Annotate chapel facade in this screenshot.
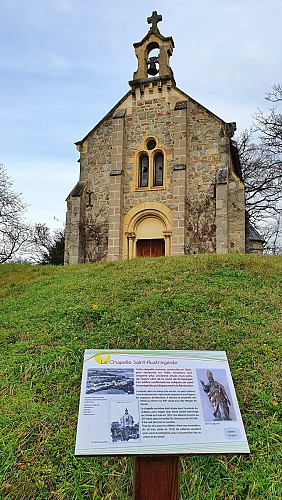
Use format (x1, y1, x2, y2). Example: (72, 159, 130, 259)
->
(64, 12, 247, 264)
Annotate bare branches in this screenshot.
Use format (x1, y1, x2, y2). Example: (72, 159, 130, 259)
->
(0, 165, 65, 264)
(253, 84, 282, 155)
(237, 85, 282, 252)
(28, 224, 65, 264)
(237, 129, 282, 221)
(265, 84, 282, 103)
(237, 85, 282, 221)
(0, 164, 31, 263)
(261, 213, 282, 255)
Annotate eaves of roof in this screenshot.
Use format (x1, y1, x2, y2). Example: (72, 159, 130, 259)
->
(174, 86, 229, 125)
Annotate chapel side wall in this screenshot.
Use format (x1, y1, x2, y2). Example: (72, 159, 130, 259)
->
(108, 112, 126, 261)
(227, 172, 245, 253)
(171, 102, 187, 255)
(64, 192, 86, 264)
(78, 117, 114, 262)
(184, 100, 230, 253)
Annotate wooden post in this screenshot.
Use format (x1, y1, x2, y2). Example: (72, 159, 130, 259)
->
(133, 456, 179, 500)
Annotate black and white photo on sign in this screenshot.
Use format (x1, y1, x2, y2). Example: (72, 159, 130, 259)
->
(86, 368, 134, 395)
(110, 400, 140, 443)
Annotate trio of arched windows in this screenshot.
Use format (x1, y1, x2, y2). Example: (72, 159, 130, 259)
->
(137, 138, 164, 189)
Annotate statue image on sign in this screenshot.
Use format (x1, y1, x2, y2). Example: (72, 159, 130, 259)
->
(200, 370, 232, 421)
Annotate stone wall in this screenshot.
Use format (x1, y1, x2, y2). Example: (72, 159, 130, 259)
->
(65, 86, 246, 262)
(123, 95, 174, 213)
(227, 173, 245, 253)
(79, 117, 112, 222)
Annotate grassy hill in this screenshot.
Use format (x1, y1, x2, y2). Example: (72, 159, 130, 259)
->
(0, 255, 281, 500)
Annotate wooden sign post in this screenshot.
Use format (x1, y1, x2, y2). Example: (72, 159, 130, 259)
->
(133, 456, 179, 500)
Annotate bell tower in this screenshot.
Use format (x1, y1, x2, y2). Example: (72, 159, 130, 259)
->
(129, 11, 175, 96)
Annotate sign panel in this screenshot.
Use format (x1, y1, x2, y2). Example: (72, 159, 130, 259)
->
(75, 350, 249, 455)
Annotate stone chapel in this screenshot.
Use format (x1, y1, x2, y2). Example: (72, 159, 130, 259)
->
(65, 11, 254, 264)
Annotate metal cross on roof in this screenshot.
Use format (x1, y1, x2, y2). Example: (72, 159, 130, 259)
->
(147, 11, 162, 31)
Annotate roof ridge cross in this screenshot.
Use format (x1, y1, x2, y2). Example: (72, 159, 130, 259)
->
(147, 11, 162, 32)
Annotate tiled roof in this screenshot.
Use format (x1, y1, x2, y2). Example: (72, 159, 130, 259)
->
(69, 181, 86, 197)
(248, 223, 265, 242)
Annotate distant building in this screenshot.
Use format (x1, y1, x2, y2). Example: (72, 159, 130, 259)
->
(246, 222, 265, 254)
(65, 11, 261, 263)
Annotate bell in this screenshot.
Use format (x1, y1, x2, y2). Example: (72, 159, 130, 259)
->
(147, 56, 159, 76)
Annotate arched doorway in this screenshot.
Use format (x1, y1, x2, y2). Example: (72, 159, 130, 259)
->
(123, 203, 172, 259)
(135, 216, 165, 257)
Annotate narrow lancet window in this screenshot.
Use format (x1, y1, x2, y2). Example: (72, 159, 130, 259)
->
(139, 155, 149, 187)
(153, 153, 164, 186)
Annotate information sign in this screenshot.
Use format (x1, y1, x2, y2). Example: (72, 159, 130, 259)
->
(75, 350, 249, 455)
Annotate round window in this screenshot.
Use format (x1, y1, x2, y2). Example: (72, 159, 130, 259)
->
(146, 139, 156, 150)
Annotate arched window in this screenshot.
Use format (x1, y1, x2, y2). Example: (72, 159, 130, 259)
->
(86, 191, 94, 207)
(136, 139, 165, 190)
(153, 153, 164, 186)
(139, 154, 149, 187)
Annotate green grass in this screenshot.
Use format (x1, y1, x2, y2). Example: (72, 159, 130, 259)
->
(0, 255, 281, 499)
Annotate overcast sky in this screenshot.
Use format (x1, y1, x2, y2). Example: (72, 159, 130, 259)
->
(1, 0, 281, 230)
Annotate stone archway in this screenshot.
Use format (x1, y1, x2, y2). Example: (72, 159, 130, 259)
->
(123, 202, 172, 259)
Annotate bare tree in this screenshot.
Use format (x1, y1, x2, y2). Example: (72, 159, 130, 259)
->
(236, 85, 282, 252)
(265, 84, 282, 102)
(29, 224, 65, 264)
(255, 84, 282, 155)
(261, 213, 282, 255)
(237, 129, 281, 222)
(0, 164, 31, 263)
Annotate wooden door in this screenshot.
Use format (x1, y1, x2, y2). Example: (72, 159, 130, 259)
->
(136, 239, 165, 257)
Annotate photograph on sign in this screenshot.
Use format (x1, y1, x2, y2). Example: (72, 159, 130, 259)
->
(75, 350, 250, 455)
(86, 368, 134, 395)
(110, 400, 140, 443)
(197, 368, 236, 422)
